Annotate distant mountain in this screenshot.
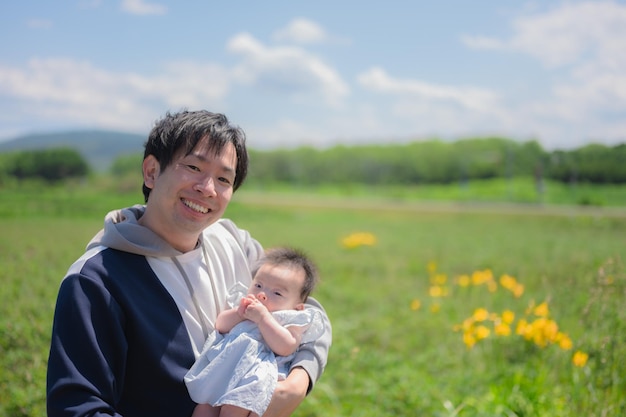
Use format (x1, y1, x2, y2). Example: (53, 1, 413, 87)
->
(0, 130, 145, 172)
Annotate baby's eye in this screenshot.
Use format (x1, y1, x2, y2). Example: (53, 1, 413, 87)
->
(274, 291, 283, 297)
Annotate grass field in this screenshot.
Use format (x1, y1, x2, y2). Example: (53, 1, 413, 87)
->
(1, 180, 625, 416)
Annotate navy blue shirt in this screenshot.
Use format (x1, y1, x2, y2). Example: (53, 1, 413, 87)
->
(47, 249, 197, 417)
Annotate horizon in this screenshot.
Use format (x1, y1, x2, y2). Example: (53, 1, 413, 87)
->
(2, 128, 623, 154)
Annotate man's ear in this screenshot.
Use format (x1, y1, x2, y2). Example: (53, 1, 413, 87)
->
(142, 155, 160, 190)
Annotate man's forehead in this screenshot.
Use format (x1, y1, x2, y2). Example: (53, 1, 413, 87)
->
(189, 138, 235, 156)
(182, 142, 237, 167)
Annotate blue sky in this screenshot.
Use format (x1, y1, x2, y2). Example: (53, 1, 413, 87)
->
(1, 0, 625, 150)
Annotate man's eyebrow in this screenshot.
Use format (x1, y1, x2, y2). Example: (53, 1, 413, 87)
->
(187, 153, 236, 174)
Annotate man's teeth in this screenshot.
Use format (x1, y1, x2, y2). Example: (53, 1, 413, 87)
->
(183, 199, 209, 213)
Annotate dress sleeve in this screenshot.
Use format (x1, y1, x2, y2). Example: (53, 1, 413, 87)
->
(275, 309, 326, 345)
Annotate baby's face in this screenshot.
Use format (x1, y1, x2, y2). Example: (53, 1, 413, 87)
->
(248, 263, 305, 312)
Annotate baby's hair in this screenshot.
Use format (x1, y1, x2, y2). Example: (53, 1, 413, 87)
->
(252, 247, 319, 301)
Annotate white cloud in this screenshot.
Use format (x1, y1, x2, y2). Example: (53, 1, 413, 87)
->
(456, 1, 626, 148)
(509, 2, 626, 68)
(0, 58, 230, 132)
(121, 0, 167, 16)
(462, 2, 626, 66)
(227, 32, 350, 106)
(358, 67, 499, 112)
(272, 18, 330, 44)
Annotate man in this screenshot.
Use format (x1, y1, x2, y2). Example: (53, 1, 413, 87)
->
(46, 110, 331, 417)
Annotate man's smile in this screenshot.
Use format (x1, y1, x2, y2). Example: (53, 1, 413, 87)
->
(182, 198, 210, 214)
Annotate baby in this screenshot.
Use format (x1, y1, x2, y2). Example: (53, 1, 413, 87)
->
(185, 247, 325, 417)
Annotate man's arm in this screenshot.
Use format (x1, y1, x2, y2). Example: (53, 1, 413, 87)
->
(47, 274, 126, 417)
(262, 367, 310, 417)
(287, 297, 332, 392)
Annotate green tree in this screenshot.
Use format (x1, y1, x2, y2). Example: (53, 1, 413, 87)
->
(546, 143, 626, 184)
(7, 148, 89, 181)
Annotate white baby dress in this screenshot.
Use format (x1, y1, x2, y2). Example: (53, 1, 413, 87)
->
(184, 300, 325, 415)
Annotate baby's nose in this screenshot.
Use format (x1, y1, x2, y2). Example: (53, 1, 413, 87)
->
(257, 292, 267, 301)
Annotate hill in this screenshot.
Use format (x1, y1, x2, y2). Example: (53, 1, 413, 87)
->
(0, 130, 145, 172)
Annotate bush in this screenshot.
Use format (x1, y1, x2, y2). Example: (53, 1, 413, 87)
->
(5, 148, 89, 181)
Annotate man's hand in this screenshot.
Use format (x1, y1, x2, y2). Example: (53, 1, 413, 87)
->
(263, 368, 310, 417)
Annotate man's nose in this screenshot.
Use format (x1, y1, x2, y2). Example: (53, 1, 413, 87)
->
(194, 176, 217, 196)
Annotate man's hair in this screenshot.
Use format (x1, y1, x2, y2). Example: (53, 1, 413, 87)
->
(252, 247, 319, 302)
(142, 110, 248, 202)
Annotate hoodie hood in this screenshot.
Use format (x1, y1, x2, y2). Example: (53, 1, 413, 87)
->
(87, 205, 185, 257)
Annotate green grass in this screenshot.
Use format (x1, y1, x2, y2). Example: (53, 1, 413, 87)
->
(245, 176, 626, 207)
(1, 180, 625, 416)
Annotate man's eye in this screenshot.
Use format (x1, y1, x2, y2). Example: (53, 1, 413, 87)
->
(187, 165, 200, 172)
(219, 177, 233, 185)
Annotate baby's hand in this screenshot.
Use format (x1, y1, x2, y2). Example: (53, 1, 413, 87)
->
(242, 297, 270, 323)
(238, 296, 254, 317)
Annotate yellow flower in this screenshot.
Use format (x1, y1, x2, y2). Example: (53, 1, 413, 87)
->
(572, 351, 589, 367)
(410, 299, 421, 311)
(341, 232, 377, 249)
(471, 269, 493, 285)
(430, 303, 441, 313)
(528, 317, 559, 348)
(460, 317, 475, 331)
(431, 273, 447, 285)
(475, 325, 491, 340)
(463, 332, 477, 349)
(472, 308, 489, 322)
(427, 261, 437, 274)
(499, 274, 517, 289)
(557, 333, 573, 350)
(429, 286, 445, 298)
(516, 319, 531, 339)
(456, 274, 470, 287)
(501, 310, 515, 324)
(494, 323, 511, 336)
(533, 301, 550, 317)
(512, 283, 524, 298)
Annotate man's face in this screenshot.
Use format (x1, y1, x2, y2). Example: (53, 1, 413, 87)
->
(141, 140, 237, 252)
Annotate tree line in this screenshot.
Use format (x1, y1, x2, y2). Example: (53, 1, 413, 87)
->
(1, 138, 625, 184)
(247, 138, 626, 185)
